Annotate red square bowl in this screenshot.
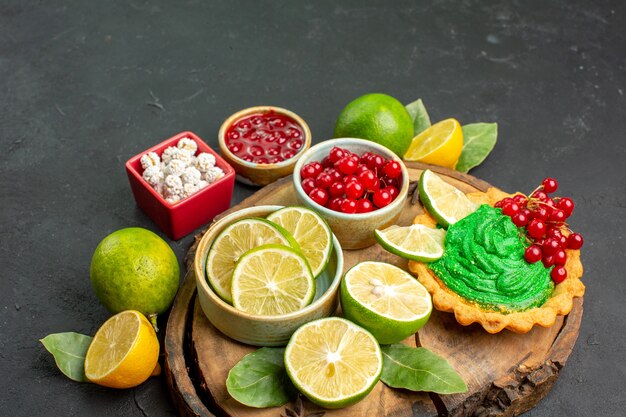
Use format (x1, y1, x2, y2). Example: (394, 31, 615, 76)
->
(125, 131, 235, 240)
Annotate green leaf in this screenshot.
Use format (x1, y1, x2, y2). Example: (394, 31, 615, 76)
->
(405, 99, 432, 136)
(226, 347, 296, 408)
(456, 123, 498, 173)
(40, 332, 93, 382)
(381, 344, 467, 394)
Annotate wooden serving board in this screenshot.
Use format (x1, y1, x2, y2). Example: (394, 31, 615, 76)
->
(164, 162, 583, 417)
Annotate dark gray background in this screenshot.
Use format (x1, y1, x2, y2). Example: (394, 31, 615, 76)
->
(1, 1, 625, 416)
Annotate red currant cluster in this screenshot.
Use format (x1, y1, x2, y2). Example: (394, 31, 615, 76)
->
(300, 146, 403, 214)
(495, 177, 584, 284)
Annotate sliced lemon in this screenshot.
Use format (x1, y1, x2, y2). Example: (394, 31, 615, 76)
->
(403, 118, 463, 169)
(375, 224, 446, 262)
(266, 207, 333, 278)
(340, 261, 432, 344)
(284, 317, 382, 409)
(418, 169, 479, 228)
(231, 244, 315, 316)
(84, 310, 159, 389)
(206, 218, 298, 304)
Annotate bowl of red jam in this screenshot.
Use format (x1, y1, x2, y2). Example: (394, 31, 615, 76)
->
(293, 138, 409, 249)
(218, 106, 312, 186)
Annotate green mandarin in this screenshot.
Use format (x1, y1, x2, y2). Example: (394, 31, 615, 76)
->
(429, 205, 553, 313)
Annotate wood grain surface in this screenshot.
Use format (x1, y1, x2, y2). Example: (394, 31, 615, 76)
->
(164, 162, 583, 417)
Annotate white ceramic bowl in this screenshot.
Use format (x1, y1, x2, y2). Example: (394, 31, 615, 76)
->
(194, 205, 343, 346)
(293, 138, 409, 249)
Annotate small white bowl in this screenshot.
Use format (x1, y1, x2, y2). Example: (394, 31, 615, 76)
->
(194, 205, 343, 346)
(293, 138, 409, 250)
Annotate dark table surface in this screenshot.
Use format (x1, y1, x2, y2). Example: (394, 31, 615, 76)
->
(2, 1, 625, 416)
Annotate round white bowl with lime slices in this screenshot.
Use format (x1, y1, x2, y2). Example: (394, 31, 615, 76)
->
(194, 205, 343, 346)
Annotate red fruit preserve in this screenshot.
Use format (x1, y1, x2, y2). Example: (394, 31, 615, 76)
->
(225, 112, 305, 164)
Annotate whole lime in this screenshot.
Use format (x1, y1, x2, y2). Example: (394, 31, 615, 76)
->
(90, 227, 179, 319)
(334, 93, 414, 157)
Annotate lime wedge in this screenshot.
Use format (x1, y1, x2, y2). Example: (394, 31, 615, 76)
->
(206, 218, 298, 304)
(340, 261, 432, 344)
(375, 224, 446, 262)
(267, 207, 333, 278)
(285, 317, 382, 409)
(418, 169, 478, 228)
(231, 244, 315, 316)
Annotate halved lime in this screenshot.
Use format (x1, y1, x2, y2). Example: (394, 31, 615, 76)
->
(206, 218, 299, 304)
(375, 224, 446, 262)
(284, 317, 382, 409)
(340, 261, 432, 344)
(231, 244, 315, 316)
(418, 169, 478, 228)
(267, 207, 333, 278)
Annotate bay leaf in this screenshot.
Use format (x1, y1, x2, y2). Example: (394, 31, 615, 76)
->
(381, 344, 467, 394)
(226, 347, 296, 408)
(40, 332, 93, 382)
(405, 99, 432, 136)
(456, 123, 498, 173)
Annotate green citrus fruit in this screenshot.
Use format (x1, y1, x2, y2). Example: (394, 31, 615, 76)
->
(90, 228, 179, 319)
(334, 93, 414, 157)
(418, 169, 479, 228)
(340, 261, 432, 344)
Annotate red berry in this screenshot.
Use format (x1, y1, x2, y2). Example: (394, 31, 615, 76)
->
(532, 190, 549, 201)
(521, 208, 532, 218)
(494, 200, 504, 208)
(502, 202, 521, 217)
(323, 167, 342, 183)
(382, 160, 402, 179)
(300, 163, 318, 179)
(327, 197, 344, 211)
(524, 245, 543, 263)
(337, 157, 358, 175)
(321, 156, 334, 168)
(512, 212, 529, 227)
(340, 198, 357, 214)
(546, 227, 563, 240)
(301, 178, 315, 194)
(356, 198, 374, 213)
(355, 164, 370, 174)
(559, 235, 568, 247)
(527, 218, 547, 239)
(567, 233, 584, 249)
(367, 154, 385, 171)
(345, 180, 365, 199)
(308, 188, 329, 206)
(549, 208, 566, 223)
(315, 172, 333, 189)
(342, 174, 358, 184)
(542, 177, 558, 193)
(357, 169, 377, 190)
(328, 146, 345, 163)
(500, 197, 514, 206)
(551, 266, 567, 283)
(349, 154, 360, 164)
(513, 194, 528, 206)
(542, 255, 555, 268)
(542, 238, 561, 255)
(360, 152, 373, 165)
(557, 197, 574, 217)
(380, 176, 399, 189)
(531, 206, 549, 221)
(329, 181, 345, 198)
(373, 189, 392, 208)
(386, 186, 399, 200)
(554, 250, 567, 266)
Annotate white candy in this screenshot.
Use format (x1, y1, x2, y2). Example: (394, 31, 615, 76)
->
(140, 152, 161, 170)
(177, 137, 198, 154)
(195, 153, 216, 172)
(166, 159, 187, 177)
(204, 166, 224, 183)
(181, 166, 202, 185)
(161, 147, 180, 164)
(165, 195, 181, 205)
(197, 180, 209, 189)
(175, 150, 195, 166)
(164, 174, 183, 196)
(182, 182, 199, 198)
(142, 165, 163, 186)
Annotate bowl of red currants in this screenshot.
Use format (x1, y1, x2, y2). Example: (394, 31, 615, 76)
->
(293, 138, 409, 249)
(218, 106, 312, 186)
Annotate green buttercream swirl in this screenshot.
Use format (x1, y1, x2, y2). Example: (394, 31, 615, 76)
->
(429, 205, 553, 313)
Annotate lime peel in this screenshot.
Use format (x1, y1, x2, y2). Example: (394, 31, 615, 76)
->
(375, 224, 446, 262)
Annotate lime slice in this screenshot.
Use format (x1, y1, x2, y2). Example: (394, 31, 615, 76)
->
(231, 244, 315, 316)
(206, 218, 298, 304)
(375, 224, 446, 262)
(340, 261, 432, 344)
(267, 207, 333, 278)
(418, 169, 479, 228)
(285, 317, 382, 409)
